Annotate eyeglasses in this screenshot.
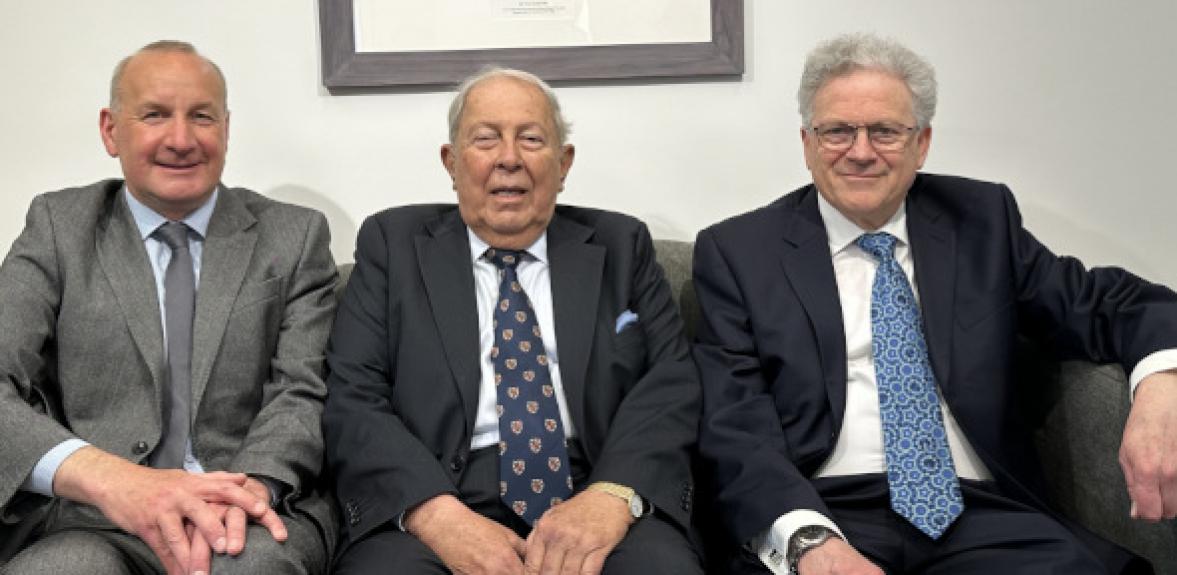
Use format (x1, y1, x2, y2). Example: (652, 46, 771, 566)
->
(810, 122, 918, 152)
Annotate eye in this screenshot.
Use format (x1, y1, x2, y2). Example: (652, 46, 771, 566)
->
(818, 124, 856, 142)
(519, 134, 545, 148)
(869, 124, 901, 142)
(472, 132, 499, 148)
(139, 110, 166, 125)
(192, 111, 218, 126)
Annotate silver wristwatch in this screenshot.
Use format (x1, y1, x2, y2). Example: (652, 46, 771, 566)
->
(787, 525, 840, 574)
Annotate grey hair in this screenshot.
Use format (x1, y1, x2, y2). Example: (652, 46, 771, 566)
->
(798, 33, 937, 128)
(447, 66, 571, 145)
(109, 40, 227, 111)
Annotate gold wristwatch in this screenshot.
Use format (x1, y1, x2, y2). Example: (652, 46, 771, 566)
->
(588, 481, 647, 518)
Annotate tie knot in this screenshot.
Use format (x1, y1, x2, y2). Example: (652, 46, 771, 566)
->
(486, 248, 525, 270)
(154, 221, 190, 251)
(856, 232, 898, 262)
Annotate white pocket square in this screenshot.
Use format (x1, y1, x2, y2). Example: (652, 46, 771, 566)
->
(615, 310, 639, 334)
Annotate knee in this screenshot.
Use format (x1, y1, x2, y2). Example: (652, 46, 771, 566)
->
(212, 523, 326, 575)
(2, 530, 133, 575)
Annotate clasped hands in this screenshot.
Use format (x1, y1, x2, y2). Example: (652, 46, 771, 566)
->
(54, 446, 286, 575)
(406, 489, 634, 575)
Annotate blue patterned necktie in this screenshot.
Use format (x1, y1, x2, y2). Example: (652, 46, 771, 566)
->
(857, 232, 963, 539)
(486, 248, 573, 525)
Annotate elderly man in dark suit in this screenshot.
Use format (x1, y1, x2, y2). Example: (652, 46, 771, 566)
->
(694, 33, 1177, 575)
(323, 67, 702, 575)
(0, 41, 338, 574)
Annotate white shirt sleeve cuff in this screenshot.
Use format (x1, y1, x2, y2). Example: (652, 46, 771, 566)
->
(754, 510, 845, 574)
(22, 438, 90, 497)
(1128, 349, 1177, 397)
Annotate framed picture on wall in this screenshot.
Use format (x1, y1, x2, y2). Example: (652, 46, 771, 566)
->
(319, 0, 743, 89)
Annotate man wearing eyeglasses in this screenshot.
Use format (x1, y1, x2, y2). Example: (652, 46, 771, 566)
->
(694, 33, 1177, 574)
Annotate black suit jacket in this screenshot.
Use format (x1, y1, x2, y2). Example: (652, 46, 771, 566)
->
(693, 174, 1177, 569)
(324, 204, 700, 545)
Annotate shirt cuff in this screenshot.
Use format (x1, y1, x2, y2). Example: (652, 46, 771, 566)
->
(755, 510, 845, 575)
(1128, 349, 1177, 397)
(21, 438, 90, 497)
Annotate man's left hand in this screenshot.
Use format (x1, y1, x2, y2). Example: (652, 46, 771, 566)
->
(524, 489, 634, 575)
(1120, 370, 1177, 521)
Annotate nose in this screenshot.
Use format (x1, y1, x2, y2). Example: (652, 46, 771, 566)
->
(163, 117, 196, 152)
(843, 126, 878, 162)
(495, 139, 523, 172)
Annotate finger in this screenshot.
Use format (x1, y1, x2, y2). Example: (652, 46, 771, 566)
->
(141, 528, 183, 575)
(561, 545, 586, 575)
(225, 505, 249, 555)
(580, 549, 608, 575)
(524, 532, 547, 574)
(508, 531, 528, 559)
(189, 526, 213, 575)
(157, 511, 192, 572)
(197, 479, 269, 516)
(252, 506, 289, 542)
(178, 497, 228, 554)
(1127, 471, 1164, 521)
(540, 540, 567, 575)
(1162, 476, 1177, 519)
(201, 471, 249, 484)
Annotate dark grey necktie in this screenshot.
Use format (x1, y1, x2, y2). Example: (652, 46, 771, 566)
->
(149, 221, 195, 469)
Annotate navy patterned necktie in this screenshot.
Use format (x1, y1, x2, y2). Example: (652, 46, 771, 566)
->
(857, 232, 963, 539)
(150, 221, 195, 469)
(486, 248, 573, 525)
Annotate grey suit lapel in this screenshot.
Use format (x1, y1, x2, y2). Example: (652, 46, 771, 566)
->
(416, 212, 481, 434)
(546, 215, 604, 435)
(191, 189, 258, 407)
(907, 186, 956, 388)
(777, 191, 849, 432)
(96, 192, 166, 395)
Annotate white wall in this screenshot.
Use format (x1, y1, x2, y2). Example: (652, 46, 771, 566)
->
(3, 1, 1175, 286)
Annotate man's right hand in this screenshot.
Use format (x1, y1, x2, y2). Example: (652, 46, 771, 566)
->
(797, 537, 884, 575)
(405, 493, 527, 575)
(51, 446, 279, 574)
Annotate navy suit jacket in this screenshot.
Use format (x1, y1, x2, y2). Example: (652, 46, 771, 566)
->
(693, 173, 1177, 569)
(324, 205, 700, 546)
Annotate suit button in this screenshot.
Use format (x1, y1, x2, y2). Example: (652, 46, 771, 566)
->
(450, 455, 465, 473)
(133, 441, 149, 455)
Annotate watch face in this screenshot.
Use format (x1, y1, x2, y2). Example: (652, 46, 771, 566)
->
(629, 496, 644, 518)
(796, 525, 831, 544)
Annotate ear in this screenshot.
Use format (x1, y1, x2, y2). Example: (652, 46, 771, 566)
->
(914, 126, 932, 168)
(441, 143, 458, 187)
(558, 144, 575, 183)
(99, 108, 119, 157)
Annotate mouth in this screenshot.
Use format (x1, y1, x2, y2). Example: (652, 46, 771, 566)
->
(491, 186, 528, 197)
(155, 160, 202, 171)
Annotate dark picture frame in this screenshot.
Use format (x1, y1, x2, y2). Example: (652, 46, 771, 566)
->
(319, 0, 743, 89)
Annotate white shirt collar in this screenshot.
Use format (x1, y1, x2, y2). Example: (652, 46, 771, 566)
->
(466, 228, 549, 265)
(815, 191, 909, 255)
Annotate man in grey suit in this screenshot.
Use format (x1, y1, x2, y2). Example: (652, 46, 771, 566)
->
(0, 41, 337, 574)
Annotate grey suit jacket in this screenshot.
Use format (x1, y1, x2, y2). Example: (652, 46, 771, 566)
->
(0, 179, 338, 547)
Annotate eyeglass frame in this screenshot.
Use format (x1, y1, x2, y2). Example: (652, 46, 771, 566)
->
(808, 122, 920, 152)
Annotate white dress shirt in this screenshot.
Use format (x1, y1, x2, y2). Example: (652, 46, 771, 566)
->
(758, 193, 1177, 573)
(467, 229, 577, 450)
